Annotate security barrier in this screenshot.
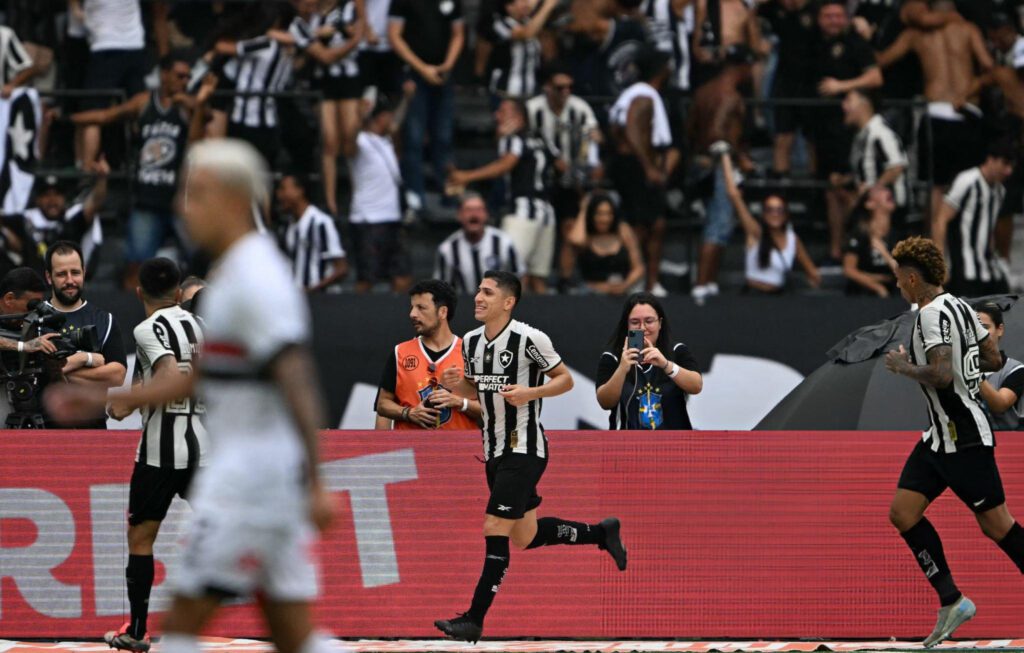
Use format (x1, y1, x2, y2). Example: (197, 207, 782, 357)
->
(1, 430, 1022, 639)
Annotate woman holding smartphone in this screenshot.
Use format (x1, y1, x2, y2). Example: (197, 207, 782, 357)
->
(595, 293, 704, 430)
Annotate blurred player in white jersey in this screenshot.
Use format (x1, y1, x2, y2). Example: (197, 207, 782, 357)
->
(47, 139, 336, 653)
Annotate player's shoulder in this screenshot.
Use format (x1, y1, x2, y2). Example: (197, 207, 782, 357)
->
(133, 311, 160, 339)
(463, 324, 486, 341)
(511, 319, 550, 340)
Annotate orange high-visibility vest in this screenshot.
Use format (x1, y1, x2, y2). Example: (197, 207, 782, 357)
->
(393, 337, 476, 430)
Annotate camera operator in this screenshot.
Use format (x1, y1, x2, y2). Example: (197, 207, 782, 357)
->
(0, 268, 64, 427)
(44, 241, 127, 428)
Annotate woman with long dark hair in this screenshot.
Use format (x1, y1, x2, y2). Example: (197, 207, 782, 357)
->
(595, 292, 703, 430)
(842, 186, 897, 296)
(721, 154, 820, 293)
(566, 193, 645, 295)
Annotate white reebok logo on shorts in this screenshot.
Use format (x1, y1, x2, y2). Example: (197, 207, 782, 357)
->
(497, 504, 512, 512)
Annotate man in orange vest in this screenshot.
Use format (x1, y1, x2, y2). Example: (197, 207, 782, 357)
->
(375, 279, 480, 429)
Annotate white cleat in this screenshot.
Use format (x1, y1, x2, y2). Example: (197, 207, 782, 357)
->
(923, 595, 976, 648)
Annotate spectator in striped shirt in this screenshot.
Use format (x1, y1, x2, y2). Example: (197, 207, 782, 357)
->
(448, 100, 555, 293)
(275, 174, 348, 293)
(487, 0, 560, 101)
(435, 193, 524, 295)
(933, 142, 1015, 297)
(840, 88, 909, 218)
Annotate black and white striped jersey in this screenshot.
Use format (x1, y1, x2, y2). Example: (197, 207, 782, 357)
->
(909, 293, 993, 453)
(435, 225, 525, 294)
(133, 305, 208, 469)
(641, 0, 694, 91)
(525, 94, 601, 185)
(463, 319, 562, 460)
(230, 36, 292, 128)
(489, 14, 541, 98)
(289, 2, 360, 80)
(283, 204, 346, 290)
(499, 131, 554, 225)
(850, 114, 909, 207)
(944, 167, 1006, 286)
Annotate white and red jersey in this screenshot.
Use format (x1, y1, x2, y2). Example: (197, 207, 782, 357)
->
(193, 231, 312, 519)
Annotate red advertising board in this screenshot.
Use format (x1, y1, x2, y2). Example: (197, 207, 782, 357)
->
(1, 430, 1023, 640)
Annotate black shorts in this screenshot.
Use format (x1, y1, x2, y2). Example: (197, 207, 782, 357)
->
(128, 462, 196, 525)
(226, 123, 281, 166)
(350, 222, 411, 283)
(771, 77, 813, 135)
(918, 114, 985, 186)
(608, 155, 666, 226)
(83, 49, 147, 110)
(550, 185, 581, 222)
(359, 50, 403, 100)
(812, 130, 854, 177)
(485, 453, 547, 519)
(321, 75, 364, 101)
(898, 440, 1006, 514)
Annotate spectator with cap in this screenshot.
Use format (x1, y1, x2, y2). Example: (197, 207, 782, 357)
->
(71, 52, 196, 289)
(976, 302, 1024, 431)
(348, 89, 415, 294)
(2, 163, 108, 277)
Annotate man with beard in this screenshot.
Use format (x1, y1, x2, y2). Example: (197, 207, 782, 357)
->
(44, 240, 127, 428)
(374, 279, 480, 430)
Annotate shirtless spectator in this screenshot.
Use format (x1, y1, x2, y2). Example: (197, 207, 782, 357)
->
(687, 51, 750, 301)
(878, 0, 993, 227)
(692, 0, 769, 68)
(607, 47, 679, 296)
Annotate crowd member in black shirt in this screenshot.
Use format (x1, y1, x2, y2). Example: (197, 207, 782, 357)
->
(566, 192, 644, 295)
(842, 186, 897, 296)
(567, 0, 654, 97)
(812, 0, 883, 263)
(761, 0, 818, 176)
(44, 241, 127, 429)
(595, 292, 702, 430)
(389, 0, 465, 208)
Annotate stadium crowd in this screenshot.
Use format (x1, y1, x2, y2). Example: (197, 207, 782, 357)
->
(0, 0, 1022, 298)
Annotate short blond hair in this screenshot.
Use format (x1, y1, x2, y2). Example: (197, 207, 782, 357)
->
(186, 138, 270, 208)
(892, 236, 946, 286)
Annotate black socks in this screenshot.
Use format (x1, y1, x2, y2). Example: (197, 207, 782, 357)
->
(998, 521, 1024, 574)
(526, 518, 605, 549)
(466, 536, 509, 626)
(126, 554, 155, 639)
(901, 518, 961, 606)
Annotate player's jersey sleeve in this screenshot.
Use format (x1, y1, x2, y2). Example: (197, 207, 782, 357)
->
(134, 318, 176, 368)
(524, 327, 561, 373)
(944, 172, 974, 210)
(919, 306, 952, 353)
(463, 336, 475, 380)
(970, 304, 989, 342)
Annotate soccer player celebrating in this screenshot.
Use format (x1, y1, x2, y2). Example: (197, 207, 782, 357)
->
(47, 139, 336, 653)
(884, 236, 1024, 648)
(436, 270, 626, 642)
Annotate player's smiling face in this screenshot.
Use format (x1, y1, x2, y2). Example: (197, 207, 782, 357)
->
(474, 279, 511, 323)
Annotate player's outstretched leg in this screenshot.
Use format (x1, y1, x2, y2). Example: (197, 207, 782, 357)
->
(434, 535, 506, 643)
(524, 517, 627, 571)
(106, 522, 161, 652)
